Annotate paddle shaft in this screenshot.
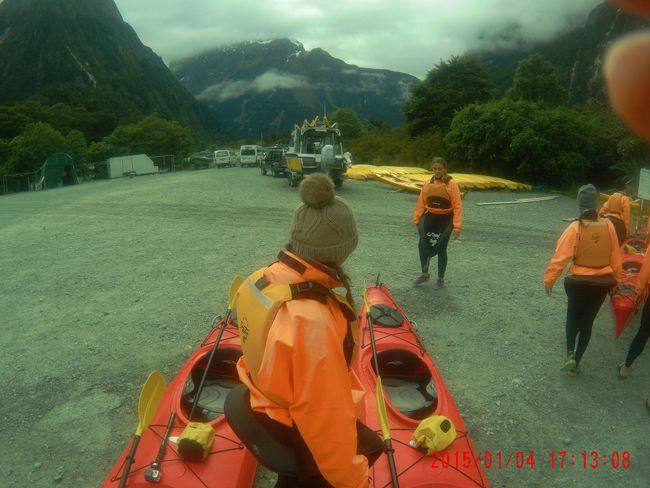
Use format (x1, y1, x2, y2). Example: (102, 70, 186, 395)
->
(366, 306, 400, 488)
(153, 411, 176, 465)
(118, 435, 141, 488)
(189, 310, 232, 420)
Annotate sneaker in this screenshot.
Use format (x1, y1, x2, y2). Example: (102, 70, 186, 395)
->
(618, 363, 629, 380)
(565, 365, 579, 377)
(413, 273, 430, 286)
(560, 352, 577, 376)
(435, 278, 445, 289)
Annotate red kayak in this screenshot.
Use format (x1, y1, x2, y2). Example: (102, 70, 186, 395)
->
(356, 280, 490, 488)
(100, 315, 257, 488)
(611, 237, 648, 337)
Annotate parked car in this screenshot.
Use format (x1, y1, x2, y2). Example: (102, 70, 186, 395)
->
(239, 145, 264, 167)
(188, 150, 216, 169)
(214, 150, 234, 168)
(260, 147, 287, 177)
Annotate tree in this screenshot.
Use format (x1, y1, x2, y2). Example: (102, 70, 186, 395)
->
(508, 54, 565, 106)
(65, 130, 87, 164)
(330, 108, 362, 139)
(103, 115, 192, 156)
(404, 55, 493, 136)
(444, 98, 621, 187)
(5, 122, 66, 174)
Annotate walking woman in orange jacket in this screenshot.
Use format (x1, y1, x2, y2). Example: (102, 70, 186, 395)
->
(232, 173, 383, 488)
(598, 192, 630, 245)
(413, 157, 463, 288)
(544, 184, 622, 377)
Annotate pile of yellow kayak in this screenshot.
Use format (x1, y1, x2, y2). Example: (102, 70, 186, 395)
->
(347, 164, 532, 192)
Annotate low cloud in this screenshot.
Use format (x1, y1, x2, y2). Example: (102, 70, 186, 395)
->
(115, 0, 603, 79)
(198, 69, 309, 101)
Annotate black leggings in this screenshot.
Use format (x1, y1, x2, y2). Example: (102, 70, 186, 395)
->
(418, 212, 453, 277)
(564, 280, 612, 364)
(254, 412, 384, 488)
(624, 298, 650, 367)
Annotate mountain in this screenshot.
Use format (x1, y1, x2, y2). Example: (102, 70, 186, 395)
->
(170, 39, 419, 137)
(476, 2, 650, 104)
(0, 0, 230, 142)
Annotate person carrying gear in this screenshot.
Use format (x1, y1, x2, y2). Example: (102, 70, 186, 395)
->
(544, 184, 622, 377)
(226, 173, 383, 488)
(598, 192, 630, 245)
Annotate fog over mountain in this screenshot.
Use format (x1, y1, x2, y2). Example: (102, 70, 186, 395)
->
(171, 39, 419, 136)
(114, 0, 603, 79)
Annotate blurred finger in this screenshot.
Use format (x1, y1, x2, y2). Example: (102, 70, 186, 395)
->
(604, 31, 650, 142)
(610, 0, 650, 17)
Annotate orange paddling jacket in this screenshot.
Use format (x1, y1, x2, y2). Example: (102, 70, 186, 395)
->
(544, 219, 622, 288)
(413, 177, 463, 230)
(635, 243, 650, 294)
(599, 193, 631, 234)
(235, 250, 368, 488)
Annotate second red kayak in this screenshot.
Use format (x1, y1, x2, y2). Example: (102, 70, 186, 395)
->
(611, 237, 648, 337)
(356, 280, 490, 488)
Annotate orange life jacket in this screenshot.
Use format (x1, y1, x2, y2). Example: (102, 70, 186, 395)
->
(235, 255, 358, 404)
(574, 219, 612, 268)
(424, 180, 452, 212)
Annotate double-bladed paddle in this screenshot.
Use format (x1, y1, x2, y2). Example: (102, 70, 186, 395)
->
(189, 275, 244, 420)
(363, 284, 400, 487)
(118, 370, 166, 488)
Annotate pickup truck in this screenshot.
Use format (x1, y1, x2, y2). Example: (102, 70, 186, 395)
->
(260, 148, 287, 177)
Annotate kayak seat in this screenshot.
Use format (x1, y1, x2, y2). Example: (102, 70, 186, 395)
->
(375, 349, 438, 420)
(369, 304, 404, 328)
(182, 347, 242, 422)
(622, 261, 641, 273)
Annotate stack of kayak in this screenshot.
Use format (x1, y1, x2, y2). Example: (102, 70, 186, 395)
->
(102, 278, 490, 487)
(346, 164, 531, 192)
(357, 280, 490, 487)
(611, 236, 649, 337)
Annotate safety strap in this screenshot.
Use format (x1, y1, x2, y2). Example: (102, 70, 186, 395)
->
(257, 258, 356, 367)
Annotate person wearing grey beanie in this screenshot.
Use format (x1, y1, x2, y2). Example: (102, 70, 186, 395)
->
(230, 173, 383, 487)
(544, 184, 622, 376)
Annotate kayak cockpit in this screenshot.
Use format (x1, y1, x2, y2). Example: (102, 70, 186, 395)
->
(373, 349, 438, 420)
(181, 347, 242, 422)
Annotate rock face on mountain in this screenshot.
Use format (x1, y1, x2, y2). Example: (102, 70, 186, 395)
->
(0, 0, 230, 142)
(477, 2, 650, 103)
(170, 39, 420, 137)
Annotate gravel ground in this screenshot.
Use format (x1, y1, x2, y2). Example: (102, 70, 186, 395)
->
(1, 167, 648, 488)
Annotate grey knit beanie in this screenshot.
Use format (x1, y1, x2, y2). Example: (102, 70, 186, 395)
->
(289, 173, 358, 264)
(577, 184, 599, 214)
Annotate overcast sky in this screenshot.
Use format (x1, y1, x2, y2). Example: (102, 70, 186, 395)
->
(113, 0, 603, 79)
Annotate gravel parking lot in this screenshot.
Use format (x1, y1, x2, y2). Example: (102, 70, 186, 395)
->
(1, 167, 647, 487)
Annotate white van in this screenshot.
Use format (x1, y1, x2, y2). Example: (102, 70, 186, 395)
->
(214, 150, 233, 168)
(239, 145, 264, 167)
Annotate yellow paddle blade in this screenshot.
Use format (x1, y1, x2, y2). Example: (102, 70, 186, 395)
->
(363, 281, 370, 315)
(228, 275, 245, 310)
(375, 376, 392, 441)
(136, 371, 166, 436)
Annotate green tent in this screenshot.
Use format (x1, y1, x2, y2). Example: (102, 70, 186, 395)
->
(37, 153, 79, 190)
